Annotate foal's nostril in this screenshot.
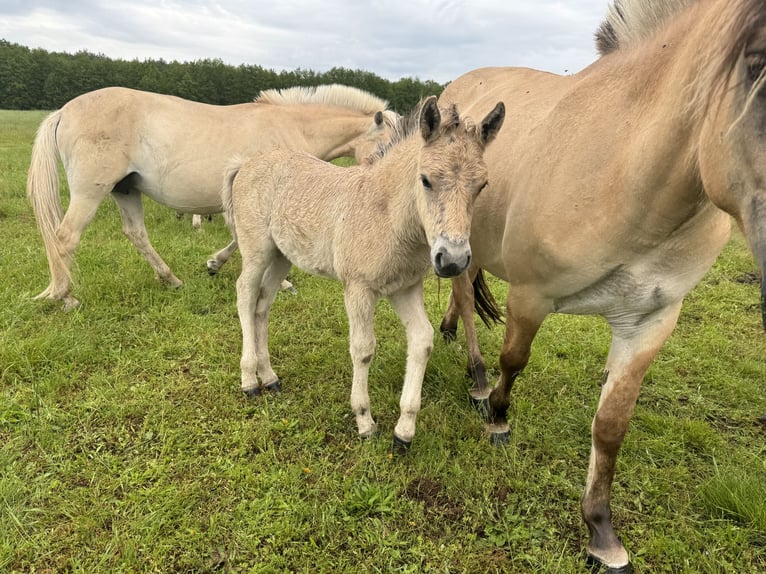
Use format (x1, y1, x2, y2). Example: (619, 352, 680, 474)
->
(435, 250, 445, 269)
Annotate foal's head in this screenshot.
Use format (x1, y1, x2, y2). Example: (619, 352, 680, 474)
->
(415, 96, 505, 278)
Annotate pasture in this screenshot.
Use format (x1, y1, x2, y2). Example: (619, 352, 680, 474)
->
(1, 109, 765, 572)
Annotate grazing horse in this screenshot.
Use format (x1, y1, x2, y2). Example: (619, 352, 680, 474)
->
(437, 0, 766, 571)
(27, 84, 397, 310)
(224, 96, 504, 449)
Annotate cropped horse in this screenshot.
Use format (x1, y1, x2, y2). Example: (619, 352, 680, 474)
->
(224, 96, 504, 450)
(437, 0, 766, 571)
(27, 84, 397, 310)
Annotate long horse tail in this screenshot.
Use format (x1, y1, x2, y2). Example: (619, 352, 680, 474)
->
(473, 269, 504, 327)
(221, 155, 244, 230)
(27, 110, 66, 299)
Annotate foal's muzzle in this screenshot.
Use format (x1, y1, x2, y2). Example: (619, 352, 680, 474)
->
(431, 236, 471, 278)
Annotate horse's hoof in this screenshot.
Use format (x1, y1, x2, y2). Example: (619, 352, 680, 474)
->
(440, 327, 457, 343)
(263, 380, 282, 394)
(243, 386, 261, 399)
(206, 259, 220, 275)
(586, 555, 634, 574)
(489, 430, 510, 446)
(469, 394, 490, 419)
(390, 435, 411, 455)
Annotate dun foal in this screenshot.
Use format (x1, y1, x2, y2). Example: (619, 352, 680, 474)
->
(225, 97, 504, 448)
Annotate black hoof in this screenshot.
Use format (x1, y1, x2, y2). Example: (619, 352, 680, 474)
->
(469, 395, 490, 419)
(390, 435, 411, 455)
(243, 387, 261, 399)
(263, 380, 282, 394)
(489, 430, 510, 446)
(207, 268, 218, 276)
(586, 555, 634, 574)
(440, 327, 457, 343)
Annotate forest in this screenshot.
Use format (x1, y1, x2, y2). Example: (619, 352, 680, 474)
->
(0, 39, 443, 112)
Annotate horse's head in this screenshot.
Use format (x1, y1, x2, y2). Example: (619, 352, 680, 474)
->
(350, 110, 401, 165)
(414, 96, 505, 278)
(697, 6, 766, 328)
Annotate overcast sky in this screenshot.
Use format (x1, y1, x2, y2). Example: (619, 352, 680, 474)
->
(0, 1, 611, 84)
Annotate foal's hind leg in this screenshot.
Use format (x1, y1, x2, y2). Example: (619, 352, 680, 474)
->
(388, 281, 434, 449)
(251, 254, 293, 393)
(582, 302, 682, 573)
(111, 190, 183, 288)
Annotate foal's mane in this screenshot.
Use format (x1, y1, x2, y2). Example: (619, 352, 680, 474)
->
(255, 84, 390, 114)
(365, 101, 473, 165)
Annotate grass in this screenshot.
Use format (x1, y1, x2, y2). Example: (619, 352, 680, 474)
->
(1, 109, 765, 573)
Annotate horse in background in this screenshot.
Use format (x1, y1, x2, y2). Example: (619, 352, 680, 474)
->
(27, 84, 398, 310)
(224, 97, 504, 449)
(437, 0, 766, 570)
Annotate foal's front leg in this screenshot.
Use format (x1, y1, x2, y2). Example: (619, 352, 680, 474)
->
(388, 281, 434, 449)
(343, 284, 378, 438)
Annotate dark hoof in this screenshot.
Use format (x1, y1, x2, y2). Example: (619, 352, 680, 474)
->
(390, 435, 411, 455)
(586, 555, 634, 574)
(207, 268, 218, 276)
(263, 380, 282, 394)
(243, 386, 261, 399)
(440, 327, 457, 343)
(469, 395, 490, 419)
(489, 430, 510, 446)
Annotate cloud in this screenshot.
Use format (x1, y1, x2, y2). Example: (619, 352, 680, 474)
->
(0, 0, 610, 82)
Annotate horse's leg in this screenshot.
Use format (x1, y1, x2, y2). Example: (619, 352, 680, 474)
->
(486, 291, 548, 443)
(343, 283, 378, 438)
(387, 281, 434, 450)
(192, 214, 202, 231)
(251, 254, 292, 393)
(37, 190, 106, 310)
(583, 302, 682, 573)
(207, 238, 239, 275)
(236, 247, 274, 397)
(111, 190, 183, 288)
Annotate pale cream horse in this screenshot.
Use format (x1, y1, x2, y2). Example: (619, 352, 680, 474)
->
(437, 0, 766, 571)
(27, 84, 397, 310)
(224, 97, 504, 450)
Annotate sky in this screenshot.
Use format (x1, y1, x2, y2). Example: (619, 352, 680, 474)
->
(0, 1, 611, 84)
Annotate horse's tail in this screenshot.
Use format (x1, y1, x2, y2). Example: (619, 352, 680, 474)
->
(473, 269, 504, 327)
(221, 155, 244, 230)
(27, 110, 67, 299)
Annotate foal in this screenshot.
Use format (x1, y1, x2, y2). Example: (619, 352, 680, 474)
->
(225, 96, 504, 448)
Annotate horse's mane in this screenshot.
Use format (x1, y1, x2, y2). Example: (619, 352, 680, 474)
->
(595, 0, 694, 56)
(255, 84, 389, 114)
(595, 0, 766, 125)
(364, 100, 470, 165)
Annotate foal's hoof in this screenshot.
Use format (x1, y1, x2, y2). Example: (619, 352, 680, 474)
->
(243, 386, 261, 399)
(390, 435, 411, 455)
(586, 555, 634, 574)
(263, 380, 282, 394)
(206, 261, 219, 276)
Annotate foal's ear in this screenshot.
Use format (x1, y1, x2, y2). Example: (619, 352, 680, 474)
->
(479, 102, 505, 146)
(419, 96, 441, 143)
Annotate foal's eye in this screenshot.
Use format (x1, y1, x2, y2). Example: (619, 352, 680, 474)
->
(421, 175, 433, 190)
(478, 181, 489, 194)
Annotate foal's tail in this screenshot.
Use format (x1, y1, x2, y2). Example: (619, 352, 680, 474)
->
(27, 110, 67, 299)
(473, 269, 504, 327)
(221, 155, 244, 231)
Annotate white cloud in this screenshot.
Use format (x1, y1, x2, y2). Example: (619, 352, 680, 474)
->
(0, 1, 610, 82)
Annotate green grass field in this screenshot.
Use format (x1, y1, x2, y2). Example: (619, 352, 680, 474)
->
(1, 109, 765, 573)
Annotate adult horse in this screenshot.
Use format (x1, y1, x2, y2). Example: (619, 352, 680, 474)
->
(224, 97, 504, 449)
(437, 0, 766, 571)
(27, 84, 397, 310)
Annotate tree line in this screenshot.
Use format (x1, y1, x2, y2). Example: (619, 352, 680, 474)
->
(0, 39, 444, 113)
